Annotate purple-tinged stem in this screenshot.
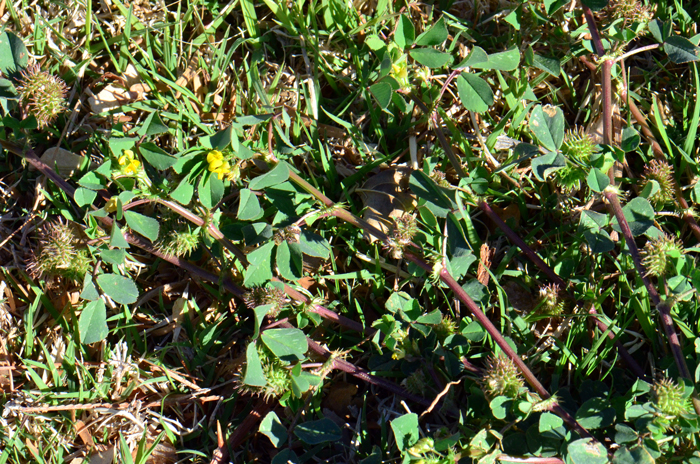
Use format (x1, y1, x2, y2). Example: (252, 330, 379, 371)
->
(404, 252, 590, 438)
(603, 190, 700, 415)
(279, 321, 432, 408)
(478, 201, 646, 379)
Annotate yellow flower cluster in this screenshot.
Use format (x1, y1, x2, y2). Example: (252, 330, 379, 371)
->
(118, 149, 141, 175)
(207, 150, 231, 180)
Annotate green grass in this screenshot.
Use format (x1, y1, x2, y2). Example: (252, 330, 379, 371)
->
(1, 0, 700, 463)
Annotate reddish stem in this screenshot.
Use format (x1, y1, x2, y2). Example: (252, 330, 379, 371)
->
(478, 201, 646, 379)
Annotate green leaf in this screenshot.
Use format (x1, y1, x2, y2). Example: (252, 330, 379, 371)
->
(409, 170, 454, 218)
(543, 0, 570, 14)
(249, 163, 290, 191)
(416, 309, 442, 324)
(612, 197, 655, 237)
(391, 413, 419, 451)
(276, 241, 304, 280)
(244, 241, 275, 287)
(576, 397, 616, 429)
(74, 188, 97, 207)
(370, 82, 392, 109)
(101, 248, 126, 266)
(415, 17, 448, 46)
(237, 188, 264, 221)
(171, 176, 194, 205)
(80, 275, 100, 301)
(243, 342, 266, 386)
(78, 171, 105, 190)
(455, 46, 489, 68)
(529, 104, 565, 151)
(620, 126, 640, 152)
(568, 438, 609, 464)
(199, 174, 224, 209)
(457, 73, 494, 113)
(476, 47, 520, 71)
(581, 0, 607, 11)
(649, 19, 671, 43)
(124, 211, 160, 241)
(136, 112, 169, 137)
(489, 396, 510, 420)
(271, 450, 297, 464)
(201, 126, 233, 150)
(612, 445, 655, 464)
(539, 412, 564, 432)
(664, 36, 700, 64)
(0, 32, 28, 76)
(409, 48, 453, 68)
(79, 300, 108, 344)
(299, 230, 331, 259)
(456, 46, 520, 71)
(531, 152, 566, 181)
(526, 47, 560, 76)
(579, 210, 614, 253)
(394, 15, 415, 49)
(260, 412, 287, 448)
(294, 419, 342, 445)
(96, 273, 139, 305)
(261, 328, 307, 362)
(253, 304, 273, 340)
(138, 142, 177, 170)
(587, 168, 610, 192)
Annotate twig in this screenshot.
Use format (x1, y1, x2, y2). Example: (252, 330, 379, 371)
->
(603, 189, 700, 415)
(478, 201, 646, 379)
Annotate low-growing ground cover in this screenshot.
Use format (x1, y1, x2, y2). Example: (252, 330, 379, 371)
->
(1, 0, 700, 462)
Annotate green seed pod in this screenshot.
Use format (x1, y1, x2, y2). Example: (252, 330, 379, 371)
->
(242, 286, 290, 317)
(652, 378, 691, 418)
(641, 234, 684, 277)
(480, 352, 525, 399)
(28, 222, 92, 281)
(536, 284, 566, 316)
(15, 64, 69, 128)
(640, 159, 676, 207)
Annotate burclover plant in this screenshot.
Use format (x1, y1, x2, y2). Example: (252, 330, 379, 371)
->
(15, 64, 68, 128)
(28, 221, 93, 281)
(480, 352, 525, 400)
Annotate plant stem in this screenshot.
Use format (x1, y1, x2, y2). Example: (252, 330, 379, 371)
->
(478, 201, 646, 379)
(603, 189, 700, 415)
(280, 321, 432, 407)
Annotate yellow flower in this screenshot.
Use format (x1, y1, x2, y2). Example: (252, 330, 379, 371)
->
(118, 149, 141, 175)
(212, 161, 231, 180)
(207, 150, 231, 179)
(104, 197, 118, 213)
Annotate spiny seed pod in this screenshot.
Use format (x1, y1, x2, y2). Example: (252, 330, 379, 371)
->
(273, 225, 301, 245)
(554, 164, 587, 194)
(385, 214, 418, 259)
(610, 0, 653, 24)
(433, 315, 458, 341)
(156, 226, 200, 258)
(480, 353, 525, 399)
(537, 284, 566, 316)
(641, 234, 684, 277)
(641, 160, 676, 207)
(242, 286, 289, 317)
(236, 343, 292, 400)
(431, 170, 450, 188)
(28, 222, 92, 281)
(561, 128, 598, 162)
(403, 368, 430, 396)
(15, 64, 68, 128)
(652, 378, 691, 418)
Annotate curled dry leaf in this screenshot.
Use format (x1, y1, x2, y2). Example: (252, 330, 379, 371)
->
(36, 147, 86, 178)
(88, 84, 141, 114)
(357, 167, 417, 242)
